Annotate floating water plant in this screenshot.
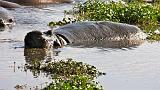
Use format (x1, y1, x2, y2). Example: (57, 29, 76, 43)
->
(25, 58, 105, 78)
(49, 17, 78, 27)
(44, 75, 103, 90)
(24, 58, 105, 90)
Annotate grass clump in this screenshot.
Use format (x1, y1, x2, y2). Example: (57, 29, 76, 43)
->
(49, 0, 160, 40)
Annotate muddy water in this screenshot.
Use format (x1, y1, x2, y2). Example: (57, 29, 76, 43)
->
(0, 1, 160, 90)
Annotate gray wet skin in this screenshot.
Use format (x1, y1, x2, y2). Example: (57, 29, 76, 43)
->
(0, 7, 15, 28)
(24, 21, 147, 49)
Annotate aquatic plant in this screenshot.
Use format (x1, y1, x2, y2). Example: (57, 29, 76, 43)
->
(49, 17, 78, 27)
(75, 0, 160, 30)
(44, 75, 103, 90)
(25, 58, 105, 78)
(24, 58, 105, 89)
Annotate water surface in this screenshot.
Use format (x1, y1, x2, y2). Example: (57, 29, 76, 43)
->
(0, 1, 160, 90)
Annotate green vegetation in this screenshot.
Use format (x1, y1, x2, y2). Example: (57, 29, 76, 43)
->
(49, 17, 77, 27)
(25, 58, 105, 90)
(49, 0, 160, 40)
(44, 75, 103, 90)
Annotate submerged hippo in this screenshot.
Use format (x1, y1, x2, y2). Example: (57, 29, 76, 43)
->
(0, 0, 21, 8)
(24, 21, 147, 49)
(4, 0, 72, 5)
(0, 7, 14, 28)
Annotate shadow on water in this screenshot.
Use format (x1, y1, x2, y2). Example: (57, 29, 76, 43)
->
(24, 48, 60, 64)
(70, 39, 145, 49)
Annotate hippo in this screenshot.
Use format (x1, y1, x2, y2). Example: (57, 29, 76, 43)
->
(4, 0, 72, 5)
(0, 7, 15, 29)
(24, 21, 147, 49)
(0, 0, 21, 8)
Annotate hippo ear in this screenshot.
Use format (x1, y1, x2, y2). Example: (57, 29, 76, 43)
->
(8, 19, 13, 23)
(53, 41, 61, 48)
(43, 30, 53, 36)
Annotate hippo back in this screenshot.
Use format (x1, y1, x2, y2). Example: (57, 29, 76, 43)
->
(54, 21, 147, 44)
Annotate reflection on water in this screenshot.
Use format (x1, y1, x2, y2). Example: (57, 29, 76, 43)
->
(24, 48, 60, 64)
(70, 39, 145, 48)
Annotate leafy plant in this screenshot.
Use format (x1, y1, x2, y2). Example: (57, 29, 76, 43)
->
(25, 58, 105, 78)
(77, 1, 158, 26)
(44, 75, 103, 90)
(49, 17, 78, 27)
(25, 58, 105, 90)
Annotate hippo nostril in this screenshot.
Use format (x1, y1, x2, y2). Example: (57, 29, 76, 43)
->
(8, 19, 13, 23)
(43, 30, 53, 36)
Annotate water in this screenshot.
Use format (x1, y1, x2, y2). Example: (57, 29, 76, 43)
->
(55, 41, 160, 90)
(0, 1, 160, 90)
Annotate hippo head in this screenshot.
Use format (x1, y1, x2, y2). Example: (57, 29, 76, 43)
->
(24, 31, 49, 48)
(24, 30, 64, 49)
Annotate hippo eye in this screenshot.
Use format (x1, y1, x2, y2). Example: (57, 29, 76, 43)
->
(8, 19, 13, 23)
